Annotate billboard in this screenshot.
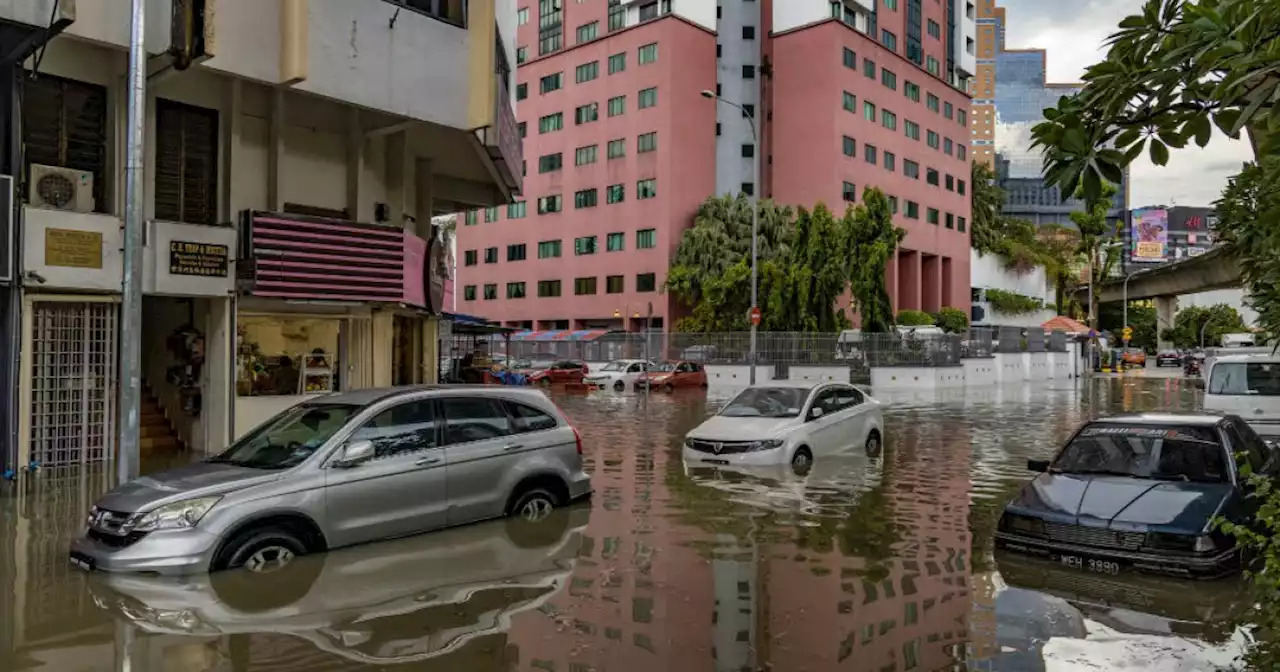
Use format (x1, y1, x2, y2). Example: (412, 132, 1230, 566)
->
(1131, 208, 1168, 262)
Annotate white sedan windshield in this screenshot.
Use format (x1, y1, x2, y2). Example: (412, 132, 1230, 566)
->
(719, 387, 808, 418)
(601, 361, 629, 372)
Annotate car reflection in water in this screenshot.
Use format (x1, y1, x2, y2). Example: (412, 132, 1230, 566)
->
(88, 505, 588, 667)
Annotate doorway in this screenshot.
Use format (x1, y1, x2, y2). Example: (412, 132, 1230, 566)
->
(392, 315, 423, 385)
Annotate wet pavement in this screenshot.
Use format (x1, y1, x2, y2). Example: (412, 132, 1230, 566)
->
(0, 376, 1250, 671)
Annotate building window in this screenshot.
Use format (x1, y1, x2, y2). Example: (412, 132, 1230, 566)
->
(927, 93, 940, 112)
(943, 137, 954, 155)
(927, 19, 941, 39)
(958, 179, 966, 195)
(881, 68, 897, 90)
(944, 174, 954, 191)
(638, 43, 658, 64)
(637, 179, 657, 199)
(538, 280, 562, 297)
(608, 52, 626, 74)
(607, 232, 625, 251)
(464, 210, 478, 225)
(464, 250, 478, 266)
(484, 207, 499, 222)
(637, 132, 657, 153)
(576, 145, 599, 166)
(905, 201, 920, 219)
(843, 91, 856, 111)
(23, 73, 109, 213)
(575, 188, 598, 208)
(540, 72, 563, 93)
(945, 102, 955, 119)
(904, 120, 920, 140)
(608, 95, 626, 117)
(516, 46, 528, 64)
(881, 29, 897, 51)
(464, 285, 477, 301)
(842, 181, 857, 202)
(638, 87, 658, 108)
(904, 160, 920, 178)
(538, 153, 563, 173)
(636, 273, 657, 292)
(518, 7, 529, 25)
(539, 112, 563, 133)
(883, 151, 896, 171)
(927, 208, 940, 225)
(843, 47, 856, 68)
(538, 0, 564, 55)
(945, 212, 955, 229)
(864, 144, 878, 165)
(741, 182, 754, 196)
(576, 21, 598, 43)
(575, 277, 597, 295)
(608, 0, 626, 31)
(575, 60, 599, 83)
(926, 168, 939, 185)
(638, 0, 664, 21)
(926, 55, 940, 76)
(607, 183, 625, 203)
(958, 145, 967, 160)
(958, 216, 967, 232)
(483, 284, 498, 300)
(842, 136, 856, 157)
(575, 235, 598, 255)
(484, 247, 498, 263)
(606, 275, 625, 294)
(927, 130, 940, 149)
(636, 228, 657, 249)
(904, 81, 920, 102)
(888, 196, 899, 213)
(863, 101, 877, 121)
(154, 99, 218, 225)
(958, 109, 967, 126)
(742, 64, 756, 79)
(741, 144, 755, 158)
(538, 194, 563, 213)
(607, 139, 626, 159)
(517, 122, 527, 138)
(881, 110, 897, 131)
(743, 26, 755, 39)
(575, 102, 599, 124)
(863, 59, 876, 79)
(507, 243, 527, 261)
(538, 240, 562, 258)
(742, 103, 755, 119)
(508, 282, 527, 299)
(508, 201, 527, 219)
(516, 83, 528, 100)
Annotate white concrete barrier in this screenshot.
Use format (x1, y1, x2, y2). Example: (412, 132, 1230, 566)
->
(870, 366, 965, 390)
(704, 364, 774, 384)
(963, 358, 999, 386)
(788, 365, 851, 383)
(994, 352, 1026, 383)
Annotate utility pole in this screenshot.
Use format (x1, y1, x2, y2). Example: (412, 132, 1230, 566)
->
(119, 0, 147, 484)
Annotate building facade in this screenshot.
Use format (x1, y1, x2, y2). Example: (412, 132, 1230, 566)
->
(456, 0, 977, 329)
(0, 0, 519, 477)
(972, 0, 1127, 228)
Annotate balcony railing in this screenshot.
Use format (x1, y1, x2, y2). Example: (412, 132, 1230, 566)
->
(239, 210, 431, 306)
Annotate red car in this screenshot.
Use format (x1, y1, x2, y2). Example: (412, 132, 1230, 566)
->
(636, 360, 708, 392)
(526, 360, 589, 386)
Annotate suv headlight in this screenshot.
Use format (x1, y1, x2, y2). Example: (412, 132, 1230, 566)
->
(747, 439, 785, 451)
(130, 496, 221, 532)
(1193, 534, 1217, 553)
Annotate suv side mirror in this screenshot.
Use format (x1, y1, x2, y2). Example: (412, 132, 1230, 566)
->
(334, 440, 375, 468)
(809, 407, 825, 420)
(1027, 459, 1050, 473)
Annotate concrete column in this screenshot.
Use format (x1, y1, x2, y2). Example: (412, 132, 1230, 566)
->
(385, 130, 412, 229)
(422, 318, 439, 383)
(345, 108, 363, 221)
(921, 254, 942, 314)
(204, 297, 234, 456)
(884, 252, 899, 315)
(1155, 295, 1178, 350)
(220, 79, 243, 223)
(267, 88, 286, 211)
(897, 251, 921, 312)
(371, 309, 394, 387)
(415, 158, 435, 238)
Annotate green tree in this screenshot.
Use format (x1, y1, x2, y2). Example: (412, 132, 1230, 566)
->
(1036, 225, 1085, 316)
(1098, 302, 1158, 352)
(1160, 304, 1248, 349)
(843, 188, 905, 332)
(1068, 181, 1120, 329)
(969, 161, 1005, 256)
(933, 307, 969, 334)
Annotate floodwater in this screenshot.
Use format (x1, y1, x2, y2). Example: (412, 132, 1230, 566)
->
(0, 376, 1251, 671)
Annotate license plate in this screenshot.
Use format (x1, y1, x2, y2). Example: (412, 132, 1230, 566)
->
(702, 458, 729, 465)
(1059, 554, 1121, 575)
(68, 552, 96, 572)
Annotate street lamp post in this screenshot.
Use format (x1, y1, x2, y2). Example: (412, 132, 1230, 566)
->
(701, 90, 759, 383)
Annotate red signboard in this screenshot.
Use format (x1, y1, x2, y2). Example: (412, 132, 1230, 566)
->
(749, 306, 761, 326)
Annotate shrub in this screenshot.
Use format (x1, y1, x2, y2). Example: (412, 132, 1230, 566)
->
(934, 307, 969, 334)
(897, 310, 935, 326)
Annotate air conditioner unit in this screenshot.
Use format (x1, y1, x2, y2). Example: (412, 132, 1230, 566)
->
(29, 164, 96, 213)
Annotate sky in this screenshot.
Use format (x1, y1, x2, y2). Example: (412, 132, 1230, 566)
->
(998, 0, 1253, 208)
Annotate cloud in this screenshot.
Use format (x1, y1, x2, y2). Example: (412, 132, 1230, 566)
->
(997, 0, 1254, 207)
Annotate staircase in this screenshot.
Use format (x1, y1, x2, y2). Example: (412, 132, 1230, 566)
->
(141, 387, 183, 456)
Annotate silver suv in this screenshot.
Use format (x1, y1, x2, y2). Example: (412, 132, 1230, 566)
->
(70, 386, 592, 576)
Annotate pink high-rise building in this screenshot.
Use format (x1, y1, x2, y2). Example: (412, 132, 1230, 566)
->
(457, 0, 977, 329)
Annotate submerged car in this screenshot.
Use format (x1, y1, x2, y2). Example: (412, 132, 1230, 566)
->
(582, 359, 651, 391)
(525, 359, 589, 386)
(70, 386, 592, 576)
(1155, 350, 1183, 368)
(996, 412, 1276, 578)
(682, 381, 884, 473)
(636, 360, 708, 391)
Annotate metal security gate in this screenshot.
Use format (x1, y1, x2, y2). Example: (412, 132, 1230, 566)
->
(27, 301, 118, 468)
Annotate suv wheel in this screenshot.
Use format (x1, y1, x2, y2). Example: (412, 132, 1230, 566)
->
(214, 526, 307, 574)
(511, 488, 558, 522)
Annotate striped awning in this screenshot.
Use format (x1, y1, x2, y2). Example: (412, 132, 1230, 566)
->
(510, 329, 611, 342)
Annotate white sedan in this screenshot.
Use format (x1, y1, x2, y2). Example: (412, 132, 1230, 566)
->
(582, 359, 651, 391)
(682, 381, 884, 472)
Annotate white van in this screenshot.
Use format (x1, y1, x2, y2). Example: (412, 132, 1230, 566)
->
(1204, 354, 1280, 437)
(1221, 332, 1257, 348)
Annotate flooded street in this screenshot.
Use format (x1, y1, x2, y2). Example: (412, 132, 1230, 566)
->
(0, 376, 1250, 671)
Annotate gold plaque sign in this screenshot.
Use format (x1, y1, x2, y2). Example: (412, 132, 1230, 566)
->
(44, 228, 104, 269)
